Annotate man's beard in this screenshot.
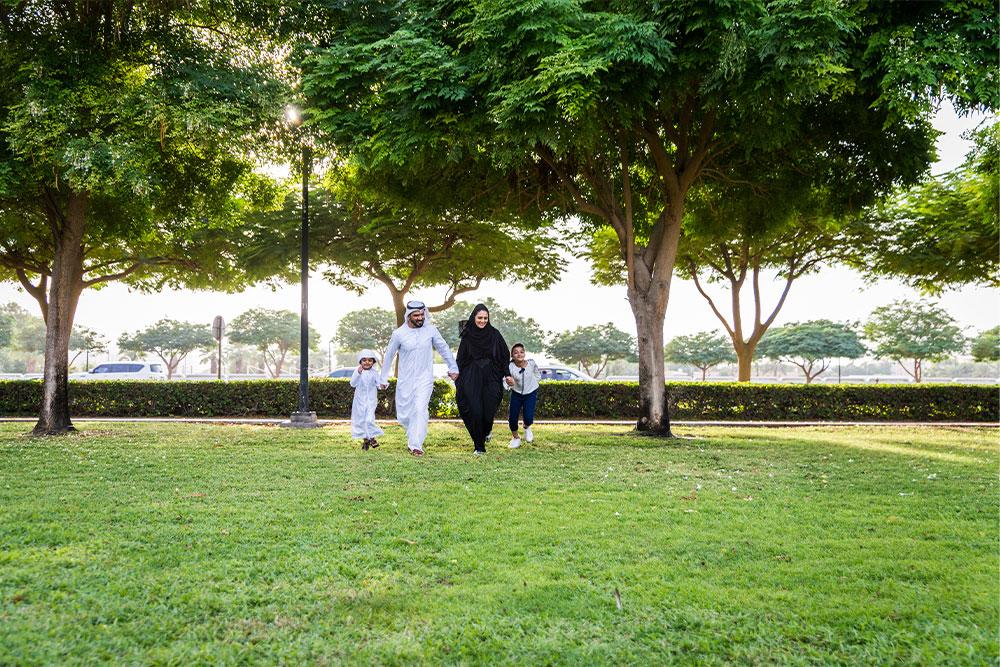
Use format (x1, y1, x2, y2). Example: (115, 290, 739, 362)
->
(409, 316, 424, 328)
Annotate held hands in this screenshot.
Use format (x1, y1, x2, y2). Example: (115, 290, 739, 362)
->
(448, 372, 459, 380)
(379, 383, 388, 390)
(505, 376, 515, 386)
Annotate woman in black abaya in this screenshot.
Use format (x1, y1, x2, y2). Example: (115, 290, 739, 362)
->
(456, 304, 513, 454)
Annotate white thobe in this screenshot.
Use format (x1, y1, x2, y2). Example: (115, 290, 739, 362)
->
(381, 323, 458, 450)
(350, 368, 384, 439)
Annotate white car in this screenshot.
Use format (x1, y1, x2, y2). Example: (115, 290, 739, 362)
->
(69, 362, 167, 381)
(537, 365, 598, 382)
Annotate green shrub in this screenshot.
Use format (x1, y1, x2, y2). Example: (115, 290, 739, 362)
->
(0, 379, 451, 418)
(0, 380, 994, 422)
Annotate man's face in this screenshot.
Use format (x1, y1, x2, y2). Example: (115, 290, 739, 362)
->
(407, 309, 426, 328)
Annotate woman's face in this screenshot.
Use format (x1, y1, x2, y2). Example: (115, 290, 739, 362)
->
(474, 310, 489, 328)
(511, 346, 525, 362)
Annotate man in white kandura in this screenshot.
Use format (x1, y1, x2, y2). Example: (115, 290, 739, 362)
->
(380, 300, 459, 456)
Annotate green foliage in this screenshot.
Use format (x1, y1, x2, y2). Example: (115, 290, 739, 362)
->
(864, 300, 966, 382)
(0, 1, 291, 292)
(117, 319, 215, 379)
(0, 311, 13, 348)
(847, 123, 1000, 294)
(546, 323, 636, 379)
(227, 308, 319, 378)
(664, 332, 737, 380)
(527, 382, 996, 423)
(1, 380, 993, 423)
(756, 320, 866, 383)
(295, 0, 993, 428)
(68, 326, 108, 366)
(238, 174, 566, 324)
(435, 298, 548, 352)
(970, 326, 1000, 362)
(334, 309, 397, 363)
(0, 378, 450, 419)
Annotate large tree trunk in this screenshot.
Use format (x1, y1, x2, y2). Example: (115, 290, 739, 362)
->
(34, 192, 87, 435)
(631, 288, 671, 434)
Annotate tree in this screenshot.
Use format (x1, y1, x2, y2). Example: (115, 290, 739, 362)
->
(117, 319, 214, 380)
(970, 326, 1000, 363)
(863, 300, 965, 383)
(334, 308, 397, 364)
(847, 122, 999, 293)
(547, 323, 636, 379)
(68, 326, 108, 368)
(239, 170, 566, 327)
(300, 0, 995, 433)
(436, 298, 548, 352)
(0, 1, 289, 433)
(228, 308, 318, 379)
(756, 320, 866, 383)
(664, 332, 737, 382)
(0, 311, 13, 349)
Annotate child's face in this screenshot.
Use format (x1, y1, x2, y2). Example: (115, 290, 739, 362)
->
(511, 347, 525, 362)
(360, 358, 375, 370)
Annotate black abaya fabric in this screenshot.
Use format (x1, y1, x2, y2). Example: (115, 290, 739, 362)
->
(456, 305, 510, 451)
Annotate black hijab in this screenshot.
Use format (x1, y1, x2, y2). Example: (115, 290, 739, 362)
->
(458, 304, 510, 379)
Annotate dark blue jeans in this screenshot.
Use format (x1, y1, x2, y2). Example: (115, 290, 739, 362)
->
(508, 390, 537, 432)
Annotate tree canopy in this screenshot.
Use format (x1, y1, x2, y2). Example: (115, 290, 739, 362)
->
(756, 320, 866, 383)
(0, 0, 292, 432)
(664, 331, 737, 382)
(846, 122, 999, 294)
(547, 323, 636, 379)
(297, 0, 996, 433)
(334, 308, 397, 364)
(228, 308, 318, 379)
(117, 319, 215, 379)
(970, 326, 1000, 363)
(436, 298, 548, 353)
(863, 300, 965, 383)
(238, 171, 566, 327)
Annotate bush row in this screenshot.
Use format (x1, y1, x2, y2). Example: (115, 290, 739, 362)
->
(0, 379, 995, 422)
(519, 382, 998, 422)
(0, 379, 449, 419)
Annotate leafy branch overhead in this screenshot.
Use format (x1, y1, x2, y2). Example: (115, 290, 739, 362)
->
(238, 169, 567, 325)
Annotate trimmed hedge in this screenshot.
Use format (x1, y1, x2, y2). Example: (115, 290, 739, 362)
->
(0, 379, 449, 419)
(0, 379, 995, 422)
(518, 381, 998, 422)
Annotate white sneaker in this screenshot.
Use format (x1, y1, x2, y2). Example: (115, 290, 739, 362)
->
(524, 426, 534, 443)
(508, 437, 521, 449)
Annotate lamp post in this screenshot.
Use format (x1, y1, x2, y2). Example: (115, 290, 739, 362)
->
(282, 105, 320, 428)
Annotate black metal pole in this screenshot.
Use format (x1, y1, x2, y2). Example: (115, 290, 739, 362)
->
(298, 145, 311, 414)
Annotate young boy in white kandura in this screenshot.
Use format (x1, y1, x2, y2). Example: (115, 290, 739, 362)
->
(350, 349, 384, 451)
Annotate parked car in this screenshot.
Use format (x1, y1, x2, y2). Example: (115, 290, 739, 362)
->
(327, 367, 356, 379)
(69, 362, 167, 381)
(537, 365, 598, 382)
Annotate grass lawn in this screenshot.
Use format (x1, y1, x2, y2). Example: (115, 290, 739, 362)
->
(0, 421, 996, 665)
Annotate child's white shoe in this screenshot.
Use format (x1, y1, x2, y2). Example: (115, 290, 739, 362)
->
(524, 426, 533, 443)
(508, 437, 521, 449)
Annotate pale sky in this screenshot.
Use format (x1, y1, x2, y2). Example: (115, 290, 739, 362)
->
(1, 105, 996, 360)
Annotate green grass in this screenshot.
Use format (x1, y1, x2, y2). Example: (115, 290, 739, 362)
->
(0, 422, 996, 666)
